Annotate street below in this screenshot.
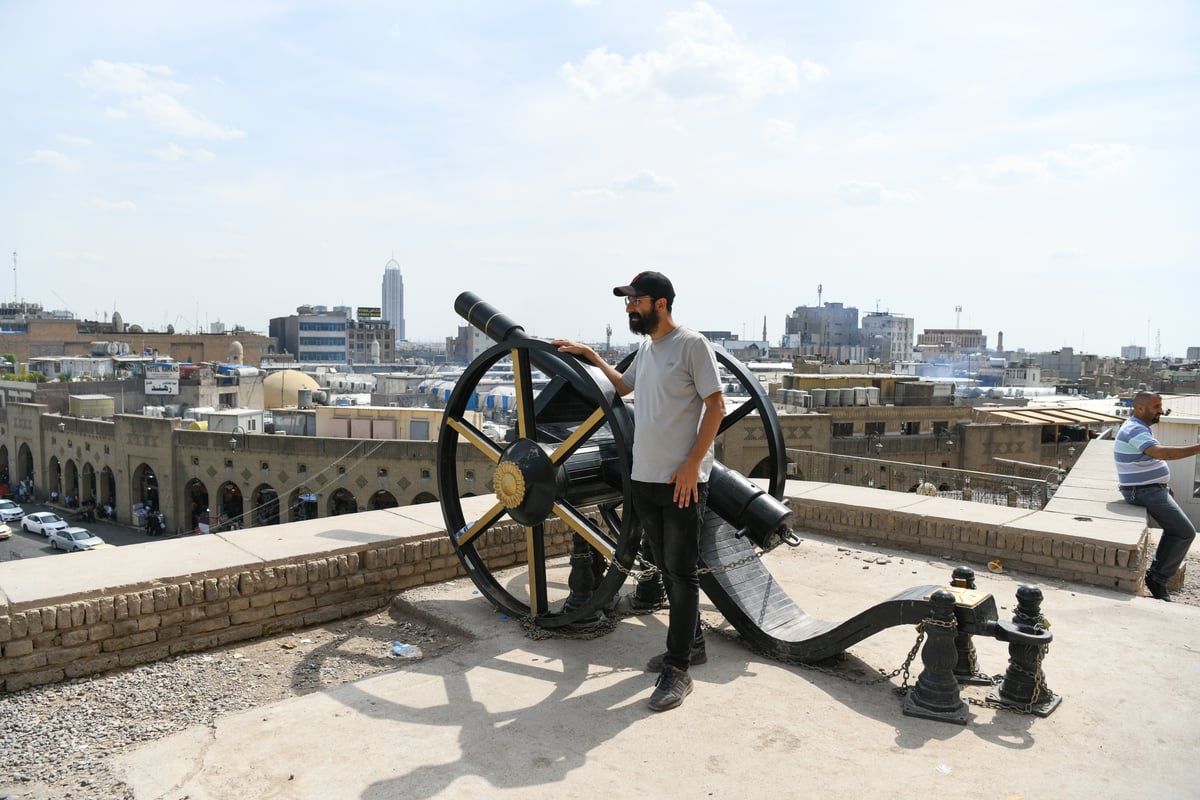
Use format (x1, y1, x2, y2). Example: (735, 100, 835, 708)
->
(0, 502, 176, 562)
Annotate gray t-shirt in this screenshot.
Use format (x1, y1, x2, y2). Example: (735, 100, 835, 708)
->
(622, 325, 723, 484)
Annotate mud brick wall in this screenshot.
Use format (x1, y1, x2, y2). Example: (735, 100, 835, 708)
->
(0, 518, 573, 693)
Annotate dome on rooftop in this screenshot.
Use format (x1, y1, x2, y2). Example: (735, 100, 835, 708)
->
(264, 370, 321, 409)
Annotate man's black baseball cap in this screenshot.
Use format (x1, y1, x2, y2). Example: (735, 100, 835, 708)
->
(612, 271, 675, 302)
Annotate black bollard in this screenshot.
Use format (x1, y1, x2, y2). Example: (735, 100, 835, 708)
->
(950, 566, 992, 685)
(626, 545, 668, 613)
(987, 584, 1062, 716)
(561, 533, 603, 622)
(903, 589, 969, 724)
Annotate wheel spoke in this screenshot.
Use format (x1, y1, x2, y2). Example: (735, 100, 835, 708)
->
(718, 398, 755, 434)
(552, 500, 616, 561)
(512, 347, 538, 442)
(548, 406, 607, 466)
(446, 417, 504, 463)
(525, 524, 548, 615)
(453, 501, 507, 547)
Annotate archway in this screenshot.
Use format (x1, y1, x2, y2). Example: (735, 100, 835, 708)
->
(290, 486, 318, 521)
(252, 484, 280, 526)
(64, 460, 79, 507)
(0, 444, 9, 489)
(185, 478, 210, 532)
(132, 463, 160, 510)
(48, 456, 62, 501)
(81, 463, 97, 505)
(328, 488, 358, 516)
(368, 490, 398, 510)
(411, 491, 438, 505)
(17, 443, 34, 483)
(99, 467, 116, 512)
(217, 481, 244, 530)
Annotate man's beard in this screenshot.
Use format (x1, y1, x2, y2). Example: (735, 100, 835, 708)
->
(628, 305, 660, 336)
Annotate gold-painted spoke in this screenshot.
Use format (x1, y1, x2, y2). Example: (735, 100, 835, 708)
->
(447, 417, 504, 464)
(548, 406, 607, 466)
(452, 501, 507, 547)
(552, 501, 617, 561)
(512, 347, 538, 441)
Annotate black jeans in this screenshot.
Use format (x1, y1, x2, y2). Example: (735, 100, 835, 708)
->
(632, 480, 706, 671)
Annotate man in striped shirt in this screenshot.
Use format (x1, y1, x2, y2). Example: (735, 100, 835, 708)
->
(1114, 391, 1200, 601)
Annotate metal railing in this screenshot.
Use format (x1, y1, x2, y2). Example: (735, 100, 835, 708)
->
(786, 449, 1058, 510)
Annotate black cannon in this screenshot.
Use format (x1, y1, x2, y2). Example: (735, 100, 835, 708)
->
(436, 293, 1058, 720)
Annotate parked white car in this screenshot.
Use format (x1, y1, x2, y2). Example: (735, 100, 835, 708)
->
(0, 522, 10, 541)
(48, 527, 105, 552)
(0, 499, 24, 523)
(22, 511, 69, 536)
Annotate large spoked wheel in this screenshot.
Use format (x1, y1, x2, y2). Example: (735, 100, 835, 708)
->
(438, 339, 637, 627)
(615, 345, 787, 499)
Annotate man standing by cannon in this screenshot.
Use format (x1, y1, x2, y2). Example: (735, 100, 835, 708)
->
(1115, 391, 1200, 601)
(555, 271, 724, 711)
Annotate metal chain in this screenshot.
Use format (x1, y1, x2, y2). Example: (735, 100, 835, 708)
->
(520, 602, 1051, 717)
(965, 641, 1051, 714)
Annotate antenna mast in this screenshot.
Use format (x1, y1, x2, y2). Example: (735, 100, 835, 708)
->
(955, 304, 962, 328)
(12, 251, 16, 304)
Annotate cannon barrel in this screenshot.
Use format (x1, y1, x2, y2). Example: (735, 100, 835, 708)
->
(455, 291, 612, 404)
(455, 292, 529, 344)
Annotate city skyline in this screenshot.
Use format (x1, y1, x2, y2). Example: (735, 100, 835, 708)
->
(2, 2, 1197, 357)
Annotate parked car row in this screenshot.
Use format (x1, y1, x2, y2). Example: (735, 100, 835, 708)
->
(0, 499, 106, 552)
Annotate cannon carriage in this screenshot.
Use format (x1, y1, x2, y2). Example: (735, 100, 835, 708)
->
(436, 292, 1059, 721)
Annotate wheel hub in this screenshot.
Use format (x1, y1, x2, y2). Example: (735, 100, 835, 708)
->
(494, 438, 558, 525)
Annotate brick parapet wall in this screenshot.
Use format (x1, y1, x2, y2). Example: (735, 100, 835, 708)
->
(785, 495, 1150, 593)
(1, 518, 573, 693)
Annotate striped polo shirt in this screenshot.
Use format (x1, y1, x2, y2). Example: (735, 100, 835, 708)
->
(1114, 416, 1170, 486)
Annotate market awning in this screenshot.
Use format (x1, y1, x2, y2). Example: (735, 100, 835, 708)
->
(974, 407, 1125, 425)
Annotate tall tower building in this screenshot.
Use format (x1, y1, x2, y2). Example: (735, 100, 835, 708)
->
(381, 258, 405, 341)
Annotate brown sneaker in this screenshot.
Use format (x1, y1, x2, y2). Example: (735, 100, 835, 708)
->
(648, 666, 693, 712)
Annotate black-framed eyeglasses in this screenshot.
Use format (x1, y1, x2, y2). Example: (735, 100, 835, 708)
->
(622, 295, 650, 307)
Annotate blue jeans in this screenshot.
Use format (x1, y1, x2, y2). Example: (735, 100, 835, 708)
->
(1121, 484, 1197, 582)
(632, 480, 706, 671)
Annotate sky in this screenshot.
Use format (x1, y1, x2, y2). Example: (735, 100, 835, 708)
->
(2, 1, 1197, 358)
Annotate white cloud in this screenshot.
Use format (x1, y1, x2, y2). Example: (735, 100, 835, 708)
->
(838, 181, 915, 206)
(763, 118, 797, 145)
(23, 149, 79, 172)
(799, 59, 829, 83)
(1045, 143, 1134, 178)
(1052, 247, 1085, 261)
(560, 2, 818, 100)
(80, 60, 245, 140)
(854, 131, 888, 148)
(571, 187, 618, 199)
(961, 143, 1135, 187)
(56, 134, 92, 146)
(88, 198, 137, 212)
(152, 143, 217, 162)
(614, 170, 677, 192)
(839, 181, 885, 206)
